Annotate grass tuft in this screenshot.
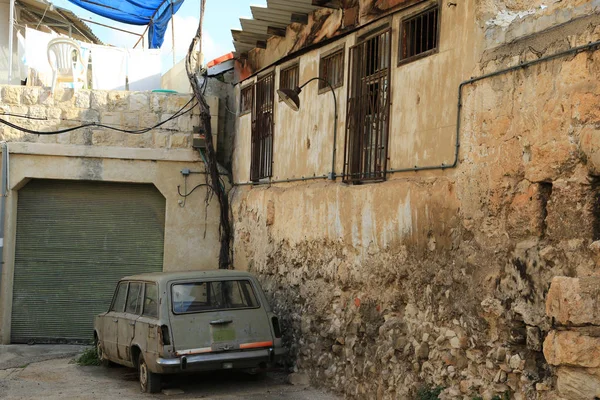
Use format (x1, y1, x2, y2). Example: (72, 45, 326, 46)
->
(76, 347, 100, 366)
(416, 385, 444, 400)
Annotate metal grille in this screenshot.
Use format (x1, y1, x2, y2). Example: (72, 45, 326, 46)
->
(240, 84, 254, 115)
(11, 180, 165, 343)
(250, 73, 274, 181)
(280, 64, 299, 91)
(343, 29, 392, 183)
(400, 6, 439, 63)
(319, 48, 344, 90)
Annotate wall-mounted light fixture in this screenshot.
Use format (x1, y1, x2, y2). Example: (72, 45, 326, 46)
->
(277, 77, 338, 180)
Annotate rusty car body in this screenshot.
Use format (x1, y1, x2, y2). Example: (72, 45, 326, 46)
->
(93, 270, 286, 393)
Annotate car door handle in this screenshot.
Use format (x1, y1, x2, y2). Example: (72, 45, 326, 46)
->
(210, 319, 233, 325)
(112, 319, 118, 323)
(129, 321, 135, 326)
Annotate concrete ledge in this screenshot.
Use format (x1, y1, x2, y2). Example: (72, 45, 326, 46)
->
(5, 142, 203, 163)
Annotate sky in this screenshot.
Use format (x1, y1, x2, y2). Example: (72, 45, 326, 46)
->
(50, 0, 265, 72)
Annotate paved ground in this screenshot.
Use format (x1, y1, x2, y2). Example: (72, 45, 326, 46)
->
(0, 345, 339, 400)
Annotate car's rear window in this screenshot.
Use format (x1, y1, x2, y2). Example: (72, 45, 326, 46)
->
(171, 280, 259, 314)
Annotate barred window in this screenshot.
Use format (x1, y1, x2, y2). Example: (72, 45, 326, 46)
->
(279, 64, 299, 92)
(319, 48, 344, 91)
(240, 84, 254, 115)
(399, 6, 439, 64)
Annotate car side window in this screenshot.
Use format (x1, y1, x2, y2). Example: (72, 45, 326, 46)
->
(125, 282, 142, 315)
(110, 282, 128, 312)
(142, 283, 158, 318)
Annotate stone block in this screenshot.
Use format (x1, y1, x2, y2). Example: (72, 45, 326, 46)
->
(2, 86, 21, 104)
(126, 132, 153, 148)
(80, 109, 100, 123)
(140, 113, 159, 128)
(92, 130, 124, 146)
(543, 330, 600, 368)
(287, 372, 310, 386)
(153, 131, 169, 148)
(545, 180, 594, 241)
(47, 107, 62, 120)
(170, 133, 190, 148)
(56, 132, 71, 144)
(506, 181, 549, 239)
(28, 105, 46, 119)
(100, 112, 122, 126)
(91, 91, 108, 109)
(74, 91, 91, 109)
(107, 91, 129, 111)
(166, 95, 190, 113)
(546, 276, 600, 326)
(150, 93, 167, 112)
(122, 112, 140, 128)
(573, 92, 600, 124)
(38, 89, 54, 106)
(54, 88, 75, 106)
(21, 87, 40, 105)
(159, 114, 179, 131)
(556, 367, 600, 400)
(580, 125, 600, 174)
(129, 92, 149, 112)
(70, 129, 93, 145)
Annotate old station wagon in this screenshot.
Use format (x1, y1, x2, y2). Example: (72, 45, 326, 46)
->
(94, 270, 286, 393)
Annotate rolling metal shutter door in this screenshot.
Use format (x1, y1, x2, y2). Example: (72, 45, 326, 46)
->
(11, 180, 165, 343)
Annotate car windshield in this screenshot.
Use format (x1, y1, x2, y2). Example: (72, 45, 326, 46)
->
(171, 280, 259, 314)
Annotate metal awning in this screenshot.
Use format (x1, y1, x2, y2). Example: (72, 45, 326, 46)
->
(232, 0, 325, 55)
(15, 0, 102, 44)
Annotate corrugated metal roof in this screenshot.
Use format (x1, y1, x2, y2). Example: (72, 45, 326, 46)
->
(232, 0, 325, 55)
(16, 0, 103, 44)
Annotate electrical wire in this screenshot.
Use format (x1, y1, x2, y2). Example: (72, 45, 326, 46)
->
(0, 112, 48, 120)
(0, 97, 198, 135)
(177, 182, 212, 197)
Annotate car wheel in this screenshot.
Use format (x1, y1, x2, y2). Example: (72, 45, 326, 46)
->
(138, 353, 161, 393)
(95, 338, 111, 367)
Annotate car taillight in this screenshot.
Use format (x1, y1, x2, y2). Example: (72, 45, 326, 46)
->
(161, 325, 171, 345)
(271, 317, 282, 338)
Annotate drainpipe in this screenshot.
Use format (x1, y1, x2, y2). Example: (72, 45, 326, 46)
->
(7, 0, 15, 84)
(0, 142, 7, 292)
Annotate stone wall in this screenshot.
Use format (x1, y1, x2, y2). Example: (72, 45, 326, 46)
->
(544, 277, 600, 399)
(231, 2, 600, 399)
(0, 86, 201, 149)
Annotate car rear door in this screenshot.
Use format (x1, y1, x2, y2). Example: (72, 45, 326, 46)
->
(168, 278, 274, 356)
(117, 281, 142, 362)
(102, 281, 128, 360)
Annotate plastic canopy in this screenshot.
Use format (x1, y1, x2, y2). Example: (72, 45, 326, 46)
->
(67, 0, 185, 48)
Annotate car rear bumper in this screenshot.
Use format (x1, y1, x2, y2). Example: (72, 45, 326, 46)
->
(155, 347, 287, 373)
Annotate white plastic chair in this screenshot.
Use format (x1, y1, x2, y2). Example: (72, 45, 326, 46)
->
(47, 38, 87, 92)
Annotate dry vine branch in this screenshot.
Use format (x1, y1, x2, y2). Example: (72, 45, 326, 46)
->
(185, 0, 232, 269)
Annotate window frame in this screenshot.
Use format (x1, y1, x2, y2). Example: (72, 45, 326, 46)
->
(250, 71, 275, 182)
(239, 83, 254, 116)
(142, 282, 159, 319)
(125, 281, 143, 315)
(278, 62, 300, 101)
(169, 279, 262, 315)
(109, 281, 128, 313)
(397, 3, 441, 67)
(318, 45, 345, 94)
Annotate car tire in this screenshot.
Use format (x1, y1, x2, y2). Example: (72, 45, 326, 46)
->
(95, 338, 112, 368)
(138, 353, 161, 393)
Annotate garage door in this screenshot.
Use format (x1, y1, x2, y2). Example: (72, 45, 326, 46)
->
(11, 180, 166, 343)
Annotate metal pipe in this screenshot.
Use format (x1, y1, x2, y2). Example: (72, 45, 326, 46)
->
(78, 17, 145, 40)
(235, 39, 600, 185)
(0, 142, 8, 293)
(8, 0, 15, 83)
(384, 38, 600, 175)
(235, 175, 328, 186)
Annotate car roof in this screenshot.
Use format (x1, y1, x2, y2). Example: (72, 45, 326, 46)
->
(121, 270, 258, 283)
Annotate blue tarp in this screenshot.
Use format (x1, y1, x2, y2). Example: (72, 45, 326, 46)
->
(67, 0, 185, 48)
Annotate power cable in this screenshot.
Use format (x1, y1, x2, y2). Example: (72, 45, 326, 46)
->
(0, 97, 197, 135)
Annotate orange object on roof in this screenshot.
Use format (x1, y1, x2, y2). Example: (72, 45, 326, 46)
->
(207, 52, 234, 68)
